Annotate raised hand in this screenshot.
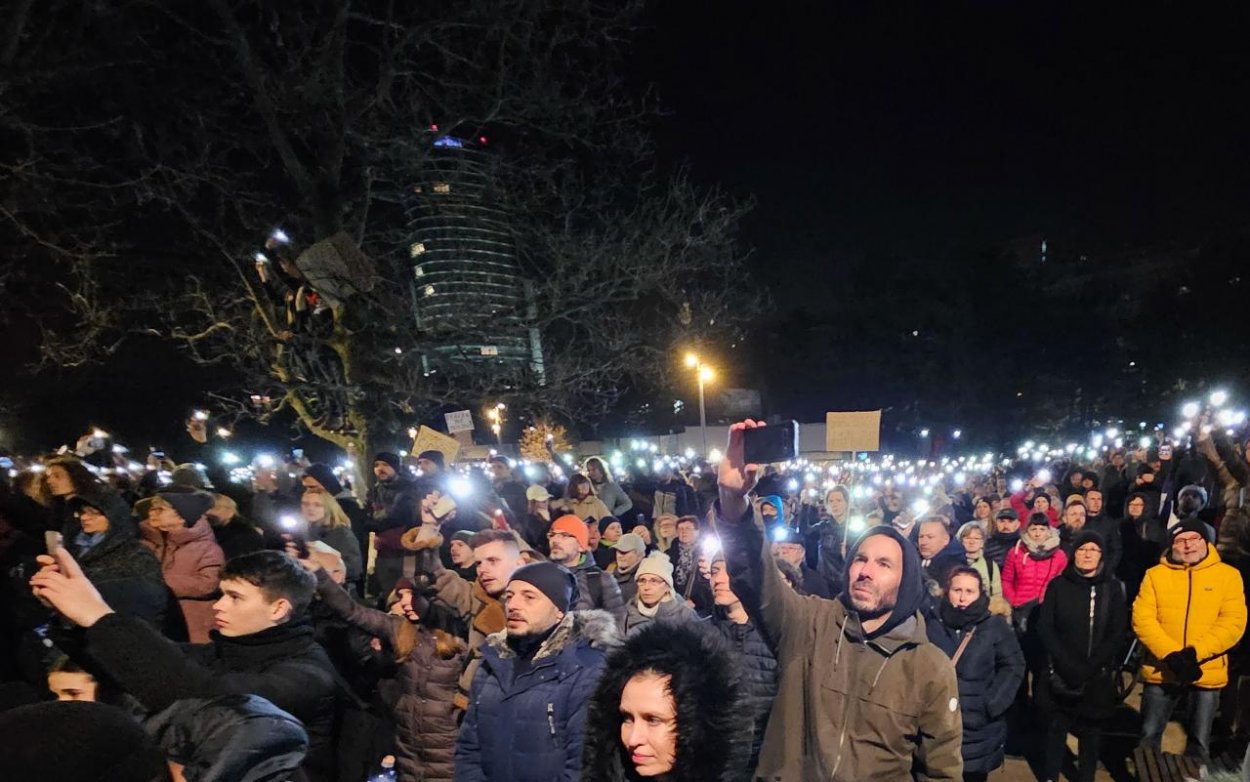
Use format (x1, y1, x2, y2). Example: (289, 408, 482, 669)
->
(29, 547, 114, 628)
(718, 420, 765, 524)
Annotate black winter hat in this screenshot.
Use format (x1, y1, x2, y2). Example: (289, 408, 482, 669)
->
(1169, 517, 1212, 543)
(597, 515, 621, 535)
(0, 701, 167, 782)
(373, 452, 402, 472)
(1071, 529, 1105, 552)
(303, 463, 343, 496)
(508, 562, 576, 613)
(417, 450, 446, 469)
(157, 489, 217, 526)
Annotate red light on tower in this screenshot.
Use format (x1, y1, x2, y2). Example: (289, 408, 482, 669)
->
(479, 136, 488, 145)
(430, 124, 439, 132)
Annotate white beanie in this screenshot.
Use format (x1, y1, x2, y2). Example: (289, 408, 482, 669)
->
(634, 551, 674, 591)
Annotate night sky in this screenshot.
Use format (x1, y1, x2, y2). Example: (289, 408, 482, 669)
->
(643, 2, 1250, 309)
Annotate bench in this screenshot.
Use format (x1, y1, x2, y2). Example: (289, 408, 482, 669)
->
(1132, 747, 1203, 781)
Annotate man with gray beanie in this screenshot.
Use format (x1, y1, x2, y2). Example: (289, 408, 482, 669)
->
(455, 561, 620, 782)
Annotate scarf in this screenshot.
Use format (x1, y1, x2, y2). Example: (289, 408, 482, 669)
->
(939, 593, 989, 630)
(636, 593, 672, 617)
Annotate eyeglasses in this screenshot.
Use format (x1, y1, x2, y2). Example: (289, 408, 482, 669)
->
(636, 576, 667, 587)
(546, 531, 575, 541)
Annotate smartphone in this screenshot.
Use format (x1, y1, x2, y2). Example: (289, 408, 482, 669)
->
(743, 421, 799, 465)
(44, 531, 63, 554)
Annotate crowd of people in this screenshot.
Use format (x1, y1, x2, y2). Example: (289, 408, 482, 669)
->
(2, 415, 1250, 782)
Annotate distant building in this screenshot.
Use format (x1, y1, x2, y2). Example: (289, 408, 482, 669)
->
(406, 132, 545, 384)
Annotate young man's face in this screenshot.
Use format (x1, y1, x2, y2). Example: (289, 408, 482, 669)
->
(373, 461, 396, 481)
(416, 458, 440, 475)
(474, 540, 521, 597)
(212, 578, 290, 637)
(48, 671, 98, 702)
(449, 539, 475, 567)
(1085, 491, 1103, 515)
(1063, 504, 1086, 529)
(826, 492, 848, 518)
(709, 560, 740, 607)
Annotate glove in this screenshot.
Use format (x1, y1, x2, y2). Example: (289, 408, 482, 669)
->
(1163, 647, 1202, 684)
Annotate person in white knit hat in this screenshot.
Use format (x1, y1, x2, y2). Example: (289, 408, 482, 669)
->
(620, 551, 696, 636)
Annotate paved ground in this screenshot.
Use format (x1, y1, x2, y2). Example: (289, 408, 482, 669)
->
(987, 685, 1196, 781)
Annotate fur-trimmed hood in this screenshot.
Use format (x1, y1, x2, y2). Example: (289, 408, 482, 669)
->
(582, 621, 752, 782)
(485, 608, 620, 660)
(1022, 526, 1062, 558)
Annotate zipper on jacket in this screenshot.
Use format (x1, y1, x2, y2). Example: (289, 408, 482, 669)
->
(547, 703, 556, 737)
(1182, 570, 1193, 647)
(1087, 585, 1097, 657)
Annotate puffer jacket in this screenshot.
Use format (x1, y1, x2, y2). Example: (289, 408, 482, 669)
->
(620, 593, 697, 636)
(712, 614, 778, 778)
(1132, 545, 1247, 689)
(313, 569, 464, 782)
(140, 517, 224, 643)
(926, 602, 1024, 774)
(454, 610, 619, 782)
(569, 554, 625, 621)
(1001, 530, 1068, 608)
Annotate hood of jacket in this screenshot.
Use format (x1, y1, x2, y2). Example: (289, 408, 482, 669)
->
(582, 622, 750, 782)
(485, 608, 620, 661)
(838, 525, 926, 640)
(1022, 526, 1062, 558)
(146, 694, 308, 782)
(64, 492, 161, 582)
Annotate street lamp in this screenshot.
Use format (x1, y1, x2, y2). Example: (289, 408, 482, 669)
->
(684, 353, 715, 455)
(486, 402, 506, 444)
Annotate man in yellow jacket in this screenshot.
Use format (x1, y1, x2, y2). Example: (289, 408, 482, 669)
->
(1132, 517, 1247, 764)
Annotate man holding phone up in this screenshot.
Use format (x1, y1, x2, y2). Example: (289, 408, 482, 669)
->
(714, 420, 962, 781)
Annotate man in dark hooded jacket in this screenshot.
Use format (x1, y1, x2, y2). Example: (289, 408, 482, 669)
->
(715, 421, 962, 781)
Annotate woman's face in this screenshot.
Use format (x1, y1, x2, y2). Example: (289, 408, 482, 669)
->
(587, 462, 605, 483)
(1074, 542, 1103, 573)
(1127, 498, 1145, 519)
(301, 494, 327, 523)
(960, 529, 984, 556)
(677, 522, 698, 546)
(657, 518, 676, 538)
(1033, 496, 1050, 512)
(77, 505, 110, 535)
(636, 575, 670, 607)
(603, 522, 622, 542)
(974, 500, 991, 519)
(48, 671, 99, 702)
(620, 673, 677, 777)
(1027, 524, 1049, 543)
(45, 466, 73, 497)
(947, 573, 981, 609)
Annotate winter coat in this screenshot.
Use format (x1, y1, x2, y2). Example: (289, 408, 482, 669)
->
(712, 614, 779, 777)
(610, 563, 639, 604)
(582, 621, 752, 782)
(1008, 490, 1058, 527)
(310, 522, 363, 585)
(209, 519, 265, 562)
(64, 492, 171, 631)
(368, 474, 422, 556)
(1001, 530, 1068, 608)
(454, 610, 619, 782)
(983, 530, 1018, 568)
(620, 593, 698, 636)
(313, 569, 464, 782)
(1037, 563, 1128, 720)
(653, 479, 698, 519)
(78, 612, 339, 782)
(554, 495, 612, 523)
(1133, 545, 1247, 689)
(140, 517, 224, 643)
(422, 550, 504, 712)
(926, 604, 1025, 773)
(570, 554, 625, 621)
(813, 519, 850, 596)
(716, 512, 963, 782)
(592, 480, 633, 518)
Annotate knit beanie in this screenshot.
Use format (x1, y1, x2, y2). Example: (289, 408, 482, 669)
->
(635, 551, 675, 590)
(550, 514, 589, 550)
(170, 463, 209, 490)
(417, 450, 446, 470)
(373, 452, 402, 472)
(1169, 517, 1212, 543)
(303, 463, 343, 496)
(615, 532, 646, 556)
(451, 530, 475, 546)
(509, 562, 576, 613)
(157, 489, 217, 526)
(598, 516, 621, 535)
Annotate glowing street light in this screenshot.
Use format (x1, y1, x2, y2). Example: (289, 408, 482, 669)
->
(486, 402, 507, 444)
(684, 352, 715, 456)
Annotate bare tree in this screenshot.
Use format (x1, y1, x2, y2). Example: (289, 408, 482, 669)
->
(1, 0, 759, 454)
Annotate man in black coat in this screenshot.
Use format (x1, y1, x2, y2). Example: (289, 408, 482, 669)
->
(984, 509, 1020, 568)
(32, 549, 339, 782)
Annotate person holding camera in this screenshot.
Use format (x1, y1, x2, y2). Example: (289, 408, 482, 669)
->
(1036, 530, 1127, 782)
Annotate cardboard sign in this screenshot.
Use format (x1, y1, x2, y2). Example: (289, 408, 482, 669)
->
(411, 426, 461, 464)
(444, 410, 474, 433)
(825, 411, 882, 452)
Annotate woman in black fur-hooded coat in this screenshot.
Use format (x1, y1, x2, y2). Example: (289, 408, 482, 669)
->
(582, 621, 753, 782)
